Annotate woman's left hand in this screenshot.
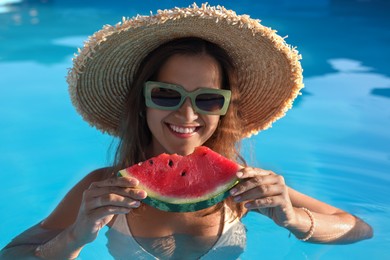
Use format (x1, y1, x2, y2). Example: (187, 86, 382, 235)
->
(230, 167, 296, 227)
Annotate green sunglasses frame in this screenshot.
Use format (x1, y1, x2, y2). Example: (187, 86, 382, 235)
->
(144, 81, 232, 115)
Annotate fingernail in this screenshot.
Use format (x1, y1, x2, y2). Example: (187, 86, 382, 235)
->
(133, 201, 141, 208)
(234, 196, 241, 202)
(237, 172, 243, 178)
(245, 202, 251, 208)
(230, 188, 237, 195)
(138, 191, 147, 198)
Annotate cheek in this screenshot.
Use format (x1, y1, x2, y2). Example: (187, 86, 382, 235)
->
(146, 108, 165, 132)
(204, 115, 220, 135)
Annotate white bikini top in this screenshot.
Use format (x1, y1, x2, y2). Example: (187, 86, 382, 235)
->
(105, 207, 246, 259)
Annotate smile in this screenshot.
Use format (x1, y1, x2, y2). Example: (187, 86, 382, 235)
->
(167, 124, 199, 134)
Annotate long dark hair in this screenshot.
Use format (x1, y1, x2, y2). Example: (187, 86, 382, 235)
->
(113, 37, 247, 218)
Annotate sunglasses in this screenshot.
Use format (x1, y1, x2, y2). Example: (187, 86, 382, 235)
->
(144, 81, 231, 115)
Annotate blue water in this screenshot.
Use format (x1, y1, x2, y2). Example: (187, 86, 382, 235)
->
(1, 0, 389, 259)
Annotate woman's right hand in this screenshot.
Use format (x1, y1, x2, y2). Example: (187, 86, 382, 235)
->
(69, 176, 147, 245)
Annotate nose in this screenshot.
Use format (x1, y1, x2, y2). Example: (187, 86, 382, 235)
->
(175, 97, 198, 121)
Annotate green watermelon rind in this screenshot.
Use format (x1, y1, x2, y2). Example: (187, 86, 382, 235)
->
(141, 179, 239, 212)
(117, 170, 239, 212)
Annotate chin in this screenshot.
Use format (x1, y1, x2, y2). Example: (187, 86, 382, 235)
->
(172, 147, 195, 156)
(168, 143, 202, 156)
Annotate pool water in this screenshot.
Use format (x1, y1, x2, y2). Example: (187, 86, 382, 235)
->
(1, 0, 389, 259)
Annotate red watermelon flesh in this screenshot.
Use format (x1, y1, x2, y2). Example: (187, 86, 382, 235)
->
(118, 146, 240, 211)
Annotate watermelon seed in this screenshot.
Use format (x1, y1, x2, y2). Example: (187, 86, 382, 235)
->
(149, 160, 154, 165)
(168, 159, 174, 167)
(181, 171, 186, 176)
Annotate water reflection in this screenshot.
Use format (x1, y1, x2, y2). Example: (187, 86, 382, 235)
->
(300, 58, 390, 139)
(328, 59, 390, 100)
(371, 88, 390, 99)
(0, 0, 22, 14)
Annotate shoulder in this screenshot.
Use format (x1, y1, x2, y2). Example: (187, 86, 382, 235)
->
(60, 167, 114, 199)
(84, 167, 115, 182)
(71, 166, 116, 191)
(41, 167, 114, 229)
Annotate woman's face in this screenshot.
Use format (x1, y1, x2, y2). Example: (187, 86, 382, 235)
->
(146, 54, 222, 156)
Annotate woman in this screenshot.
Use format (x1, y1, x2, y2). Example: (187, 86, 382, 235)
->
(1, 4, 372, 260)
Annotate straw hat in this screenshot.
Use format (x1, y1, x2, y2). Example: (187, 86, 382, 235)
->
(67, 3, 304, 138)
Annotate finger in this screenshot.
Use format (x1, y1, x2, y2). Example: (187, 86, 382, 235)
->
(230, 174, 283, 196)
(87, 186, 147, 200)
(236, 167, 274, 179)
(82, 187, 146, 211)
(88, 206, 134, 220)
(89, 193, 142, 211)
(89, 176, 139, 189)
(244, 195, 286, 210)
(233, 184, 285, 203)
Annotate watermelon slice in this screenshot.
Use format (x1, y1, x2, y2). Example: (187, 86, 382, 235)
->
(118, 146, 240, 212)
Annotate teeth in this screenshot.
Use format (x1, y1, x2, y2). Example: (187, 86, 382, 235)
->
(169, 124, 196, 134)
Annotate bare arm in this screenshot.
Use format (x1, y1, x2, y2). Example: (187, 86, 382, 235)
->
(0, 169, 107, 259)
(0, 224, 63, 260)
(231, 167, 373, 244)
(0, 168, 146, 259)
(285, 187, 373, 244)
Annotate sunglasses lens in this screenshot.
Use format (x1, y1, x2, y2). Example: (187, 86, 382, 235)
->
(196, 93, 226, 112)
(150, 87, 181, 107)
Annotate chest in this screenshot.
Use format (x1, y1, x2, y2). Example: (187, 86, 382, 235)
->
(126, 206, 225, 258)
(135, 233, 220, 259)
(128, 206, 224, 237)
